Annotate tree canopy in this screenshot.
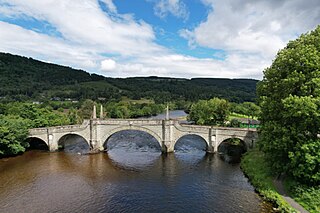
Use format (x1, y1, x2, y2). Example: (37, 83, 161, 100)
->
(188, 98, 230, 125)
(257, 26, 320, 185)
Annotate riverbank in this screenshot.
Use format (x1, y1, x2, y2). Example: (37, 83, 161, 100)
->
(241, 150, 320, 213)
(240, 150, 296, 212)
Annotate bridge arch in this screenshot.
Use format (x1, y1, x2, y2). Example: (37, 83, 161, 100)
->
(218, 137, 247, 148)
(102, 126, 162, 149)
(217, 135, 254, 151)
(26, 137, 49, 150)
(174, 134, 209, 151)
(57, 133, 90, 150)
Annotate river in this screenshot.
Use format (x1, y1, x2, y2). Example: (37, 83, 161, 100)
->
(0, 111, 273, 213)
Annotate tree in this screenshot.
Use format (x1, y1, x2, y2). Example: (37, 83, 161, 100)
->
(0, 115, 29, 156)
(230, 102, 260, 118)
(188, 98, 230, 125)
(79, 99, 96, 119)
(257, 26, 320, 185)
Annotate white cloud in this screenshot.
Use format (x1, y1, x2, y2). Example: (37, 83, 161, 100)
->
(0, 0, 163, 57)
(107, 53, 265, 79)
(0, 0, 319, 80)
(101, 59, 116, 71)
(154, 0, 189, 20)
(183, 0, 320, 58)
(0, 21, 100, 70)
(101, 0, 117, 13)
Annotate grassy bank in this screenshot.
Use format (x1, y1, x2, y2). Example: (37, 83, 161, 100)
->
(240, 150, 296, 212)
(285, 179, 320, 213)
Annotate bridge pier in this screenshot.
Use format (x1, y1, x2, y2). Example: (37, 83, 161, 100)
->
(89, 119, 99, 151)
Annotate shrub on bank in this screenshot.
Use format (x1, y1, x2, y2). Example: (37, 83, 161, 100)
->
(240, 150, 296, 212)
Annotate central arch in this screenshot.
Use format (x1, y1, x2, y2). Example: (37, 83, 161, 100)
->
(102, 126, 162, 149)
(174, 134, 209, 151)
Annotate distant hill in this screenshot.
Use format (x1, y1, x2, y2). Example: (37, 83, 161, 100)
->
(0, 52, 258, 103)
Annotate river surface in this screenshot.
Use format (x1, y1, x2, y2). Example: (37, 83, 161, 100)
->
(0, 111, 273, 213)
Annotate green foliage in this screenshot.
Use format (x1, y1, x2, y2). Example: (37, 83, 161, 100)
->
(188, 98, 230, 125)
(241, 150, 297, 212)
(68, 108, 81, 124)
(228, 118, 241, 127)
(2, 102, 72, 128)
(79, 99, 96, 119)
(285, 179, 320, 213)
(230, 102, 260, 118)
(0, 102, 76, 157)
(257, 26, 320, 185)
(0, 115, 29, 156)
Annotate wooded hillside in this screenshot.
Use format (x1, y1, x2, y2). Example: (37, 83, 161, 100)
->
(0, 52, 258, 103)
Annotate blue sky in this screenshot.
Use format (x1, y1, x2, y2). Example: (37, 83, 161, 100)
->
(0, 0, 319, 79)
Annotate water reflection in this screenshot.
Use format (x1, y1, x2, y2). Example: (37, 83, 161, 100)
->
(174, 134, 207, 164)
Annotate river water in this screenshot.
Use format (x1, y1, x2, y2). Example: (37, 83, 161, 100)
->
(0, 111, 273, 213)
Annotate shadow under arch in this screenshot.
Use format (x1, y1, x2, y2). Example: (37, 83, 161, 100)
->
(103, 129, 162, 170)
(174, 134, 208, 152)
(102, 126, 162, 150)
(218, 137, 247, 163)
(26, 137, 49, 150)
(57, 134, 90, 153)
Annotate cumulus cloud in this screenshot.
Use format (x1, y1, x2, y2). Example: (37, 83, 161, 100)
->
(182, 0, 320, 59)
(0, 0, 163, 56)
(0, 21, 100, 70)
(101, 59, 116, 71)
(154, 0, 189, 20)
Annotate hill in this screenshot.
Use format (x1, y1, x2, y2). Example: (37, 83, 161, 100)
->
(0, 52, 258, 103)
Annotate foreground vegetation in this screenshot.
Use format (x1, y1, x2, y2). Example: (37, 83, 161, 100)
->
(257, 25, 320, 185)
(244, 26, 320, 213)
(241, 150, 319, 213)
(241, 150, 296, 212)
(285, 179, 320, 213)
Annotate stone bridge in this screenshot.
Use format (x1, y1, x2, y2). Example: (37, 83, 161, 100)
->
(28, 118, 258, 153)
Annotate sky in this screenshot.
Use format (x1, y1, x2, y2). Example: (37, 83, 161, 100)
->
(0, 0, 319, 79)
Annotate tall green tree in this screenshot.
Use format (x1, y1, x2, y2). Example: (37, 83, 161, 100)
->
(0, 115, 29, 156)
(188, 98, 230, 125)
(257, 26, 320, 185)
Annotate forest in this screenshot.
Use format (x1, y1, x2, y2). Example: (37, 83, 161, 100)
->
(0, 52, 258, 103)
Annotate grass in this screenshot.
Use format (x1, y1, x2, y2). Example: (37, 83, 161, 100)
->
(229, 112, 258, 120)
(241, 150, 297, 212)
(229, 112, 249, 119)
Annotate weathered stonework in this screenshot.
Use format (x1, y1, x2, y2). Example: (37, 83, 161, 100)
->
(28, 119, 258, 153)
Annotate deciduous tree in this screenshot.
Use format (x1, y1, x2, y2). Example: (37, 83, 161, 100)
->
(257, 26, 320, 185)
(188, 98, 230, 125)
